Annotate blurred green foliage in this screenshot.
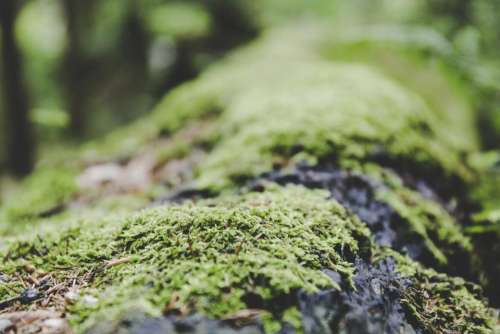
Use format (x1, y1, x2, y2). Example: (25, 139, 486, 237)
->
(146, 2, 211, 39)
(1, 0, 500, 174)
(15, 0, 66, 133)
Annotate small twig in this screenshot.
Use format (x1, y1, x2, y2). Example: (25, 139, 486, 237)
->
(26, 276, 39, 286)
(45, 283, 64, 295)
(0, 296, 20, 311)
(104, 257, 131, 267)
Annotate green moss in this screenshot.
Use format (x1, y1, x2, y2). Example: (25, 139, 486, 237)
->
(385, 250, 497, 334)
(73, 185, 371, 331)
(0, 23, 497, 334)
(2, 184, 495, 333)
(323, 25, 478, 154)
(136, 25, 477, 191)
(463, 151, 500, 235)
(1, 186, 371, 332)
(3, 25, 478, 209)
(376, 176, 472, 266)
(1, 167, 77, 226)
(282, 307, 303, 333)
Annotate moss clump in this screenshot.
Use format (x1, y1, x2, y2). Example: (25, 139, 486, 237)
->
(404, 274, 495, 334)
(1, 168, 77, 226)
(2, 185, 495, 333)
(374, 169, 472, 267)
(386, 251, 497, 334)
(2, 25, 479, 215)
(73, 185, 370, 330)
(1, 186, 370, 331)
(323, 25, 478, 153)
(141, 25, 477, 191)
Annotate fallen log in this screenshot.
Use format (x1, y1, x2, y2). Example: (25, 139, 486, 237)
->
(1, 24, 498, 334)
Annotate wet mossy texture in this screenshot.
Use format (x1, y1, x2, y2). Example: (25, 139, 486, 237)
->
(1, 24, 499, 334)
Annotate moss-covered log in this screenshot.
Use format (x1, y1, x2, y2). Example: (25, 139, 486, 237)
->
(1, 24, 499, 334)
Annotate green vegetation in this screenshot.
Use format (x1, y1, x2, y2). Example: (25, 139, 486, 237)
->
(373, 169, 472, 266)
(388, 250, 496, 334)
(1, 1, 500, 333)
(1, 167, 77, 225)
(1, 186, 496, 333)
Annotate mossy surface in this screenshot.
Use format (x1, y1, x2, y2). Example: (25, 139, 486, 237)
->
(389, 251, 497, 334)
(2, 186, 496, 333)
(375, 173, 473, 267)
(2, 186, 370, 332)
(323, 25, 478, 151)
(0, 23, 498, 334)
(144, 25, 478, 190)
(25, 24, 479, 191)
(1, 167, 77, 227)
(252, 163, 477, 278)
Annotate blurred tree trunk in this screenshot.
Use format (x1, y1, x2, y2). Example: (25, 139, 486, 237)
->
(426, 0, 473, 33)
(204, 0, 258, 49)
(61, 0, 93, 138)
(0, 0, 34, 176)
(120, 4, 149, 76)
(156, 0, 258, 96)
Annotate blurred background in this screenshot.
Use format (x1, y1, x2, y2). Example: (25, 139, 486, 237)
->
(0, 0, 499, 178)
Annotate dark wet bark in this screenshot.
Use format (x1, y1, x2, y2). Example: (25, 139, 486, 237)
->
(0, 0, 35, 176)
